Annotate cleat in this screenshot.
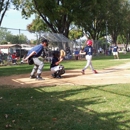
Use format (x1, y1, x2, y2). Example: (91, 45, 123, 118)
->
(52, 73, 56, 78)
(36, 77, 43, 80)
(81, 70, 85, 75)
(56, 75, 62, 79)
(36, 75, 44, 80)
(30, 75, 36, 79)
(93, 70, 98, 74)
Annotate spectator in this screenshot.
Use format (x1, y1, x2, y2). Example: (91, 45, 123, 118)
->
(7, 53, 12, 65)
(65, 47, 71, 59)
(0, 51, 4, 65)
(98, 47, 102, 54)
(11, 52, 18, 64)
(74, 48, 79, 60)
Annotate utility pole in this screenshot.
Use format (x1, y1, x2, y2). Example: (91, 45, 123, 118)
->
(19, 29, 22, 59)
(106, 21, 108, 54)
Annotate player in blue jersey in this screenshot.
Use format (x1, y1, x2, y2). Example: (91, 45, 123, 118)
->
(24, 39, 48, 80)
(80, 40, 98, 74)
(112, 44, 119, 59)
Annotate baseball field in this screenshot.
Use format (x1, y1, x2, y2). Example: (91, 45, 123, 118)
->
(0, 54, 130, 130)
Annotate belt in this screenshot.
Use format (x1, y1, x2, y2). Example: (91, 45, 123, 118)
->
(86, 54, 92, 56)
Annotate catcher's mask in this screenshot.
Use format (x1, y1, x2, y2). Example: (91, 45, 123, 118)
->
(52, 51, 60, 58)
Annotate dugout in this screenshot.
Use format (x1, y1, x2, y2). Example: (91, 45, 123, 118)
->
(41, 32, 75, 50)
(0, 44, 21, 54)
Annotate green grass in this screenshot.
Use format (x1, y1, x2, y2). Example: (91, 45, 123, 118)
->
(0, 53, 130, 130)
(0, 62, 50, 77)
(0, 84, 130, 130)
(0, 53, 130, 76)
(93, 52, 130, 60)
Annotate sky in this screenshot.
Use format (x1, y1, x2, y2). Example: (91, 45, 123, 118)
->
(1, 8, 87, 41)
(1, 9, 36, 40)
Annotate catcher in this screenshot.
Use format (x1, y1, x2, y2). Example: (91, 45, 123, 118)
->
(50, 50, 65, 78)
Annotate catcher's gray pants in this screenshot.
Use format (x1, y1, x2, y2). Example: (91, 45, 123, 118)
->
(82, 55, 94, 71)
(31, 57, 44, 76)
(50, 65, 62, 73)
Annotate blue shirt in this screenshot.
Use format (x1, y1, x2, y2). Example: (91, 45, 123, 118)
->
(113, 46, 118, 52)
(75, 50, 79, 55)
(84, 46, 93, 55)
(27, 44, 44, 57)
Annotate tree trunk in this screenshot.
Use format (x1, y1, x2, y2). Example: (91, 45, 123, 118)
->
(0, 0, 10, 26)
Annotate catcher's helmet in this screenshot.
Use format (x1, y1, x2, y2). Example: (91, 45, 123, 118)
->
(52, 51, 60, 58)
(86, 40, 93, 46)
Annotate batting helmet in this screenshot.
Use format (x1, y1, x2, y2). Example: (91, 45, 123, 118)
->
(86, 40, 93, 46)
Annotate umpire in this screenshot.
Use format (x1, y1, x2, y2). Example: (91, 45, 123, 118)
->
(24, 39, 48, 80)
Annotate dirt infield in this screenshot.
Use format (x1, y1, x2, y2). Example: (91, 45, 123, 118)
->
(0, 62, 130, 88)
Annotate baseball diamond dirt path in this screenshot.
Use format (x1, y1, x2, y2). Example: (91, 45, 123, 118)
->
(0, 62, 130, 88)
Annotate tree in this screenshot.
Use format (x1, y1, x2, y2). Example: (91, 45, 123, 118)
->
(119, 1, 130, 51)
(27, 16, 50, 32)
(0, 27, 28, 44)
(76, 0, 130, 51)
(13, 0, 130, 50)
(75, 0, 109, 40)
(0, 27, 11, 43)
(27, 16, 51, 43)
(69, 29, 83, 40)
(6, 33, 28, 44)
(74, 0, 111, 52)
(106, 0, 125, 45)
(0, 0, 15, 26)
(13, 0, 91, 38)
(0, 0, 9, 26)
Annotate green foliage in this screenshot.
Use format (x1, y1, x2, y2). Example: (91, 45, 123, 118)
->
(97, 37, 110, 49)
(76, 0, 108, 39)
(75, 0, 130, 45)
(0, 41, 8, 45)
(6, 34, 27, 44)
(117, 35, 125, 44)
(0, 27, 28, 44)
(107, 0, 130, 44)
(13, 0, 91, 38)
(119, 1, 130, 46)
(69, 29, 83, 40)
(0, 28, 11, 42)
(27, 16, 50, 32)
(1, 0, 129, 48)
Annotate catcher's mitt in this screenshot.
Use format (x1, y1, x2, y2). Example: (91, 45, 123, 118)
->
(60, 49, 66, 58)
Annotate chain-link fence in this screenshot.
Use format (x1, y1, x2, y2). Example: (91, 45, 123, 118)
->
(0, 26, 77, 61)
(0, 26, 75, 49)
